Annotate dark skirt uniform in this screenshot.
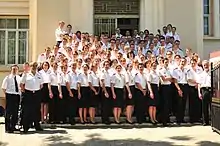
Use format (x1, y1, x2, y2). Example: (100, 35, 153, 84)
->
(113, 88, 124, 108)
(49, 85, 61, 123)
(41, 83, 50, 103)
(148, 84, 159, 106)
(79, 87, 90, 108)
(89, 87, 100, 108)
(125, 85, 135, 106)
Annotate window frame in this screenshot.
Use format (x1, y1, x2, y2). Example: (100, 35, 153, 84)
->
(203, 0, 214, 36)
(0, 17, 29, 65)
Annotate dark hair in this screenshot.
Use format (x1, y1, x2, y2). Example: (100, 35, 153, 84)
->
(41, 61, 50, 70)
(127, 51, 135, 59)
(67, 24, 72, 28)
(10, 64, 19, 70)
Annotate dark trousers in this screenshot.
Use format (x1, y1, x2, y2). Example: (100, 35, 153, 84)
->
(61, 86, 69, 122)
(176, 84, 188, 123)
(171, 83, 178, 116)
(189, 85, 202, 122)
(49, 86, 62, 122)
(101, 87, 112, 123)
(135, 89, 147, 123)
(160, 85, 172, 124)
(68, 89, 78, 123)
(5, 93, 20, 132)
(22, 90, 41, 131)
(201, 87, 211, 124)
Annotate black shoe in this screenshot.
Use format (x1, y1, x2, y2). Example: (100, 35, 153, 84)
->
(21, 129, 28, 134)
(35, 127, 43, 131)
(104, 121, 111, 125)
(5, 130, 14, 133)
(126, 120, 133, 125)
(203, 123, 210, 126)
(162, 123, 168, 127)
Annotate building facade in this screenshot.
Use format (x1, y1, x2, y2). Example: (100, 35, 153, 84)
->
(0, 0, 220, 107)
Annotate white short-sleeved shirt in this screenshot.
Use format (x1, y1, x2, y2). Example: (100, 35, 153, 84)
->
(147, 71, 160, 85)
(125, 70, 135, 86)
(111, 73, 126, 89)
(39, 69, 51, 83)
(172, 67, 188, 84)
(57, 72, 68, 86)
(158, 67, 172, 85)
(78, 72, 89, 87)
(198, 70, 211, 88)
(55, 27, 64, 42)
(186, 67, 199, 86)
(20, 72, 43, 91)
(67, 71, 79, 90)
(134, 72, 147, 89)
(49, 70, 58, 86)
(100, 70, 111, 87)
(88, 71, 100, 87)
(1, 74, 21, 95)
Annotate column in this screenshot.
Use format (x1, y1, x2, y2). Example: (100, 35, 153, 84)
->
(29, 0, 70, 61)
(140, 0, 154, 32)
(214, 0, 220, 38)
(70, 0, 93, 34)
(195, 0, 204, 59)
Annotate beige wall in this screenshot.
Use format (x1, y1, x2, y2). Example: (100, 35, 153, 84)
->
(203, 39, 220, 59)
(0, 0, 29, 15)
(163, 0, 204, 58)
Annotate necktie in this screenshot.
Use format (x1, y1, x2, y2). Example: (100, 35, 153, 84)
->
(14, 76, 19, 92)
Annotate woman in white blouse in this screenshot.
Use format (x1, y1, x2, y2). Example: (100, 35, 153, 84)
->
(39, 61, 51, 123)
(48, 62, 62, 123)
(88, 64, 100, 124)
(147, 62, 160, 125)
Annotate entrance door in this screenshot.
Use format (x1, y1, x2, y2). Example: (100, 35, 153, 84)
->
(117, 18, 139, 36)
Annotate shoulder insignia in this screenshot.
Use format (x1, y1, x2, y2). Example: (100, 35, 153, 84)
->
(174, 67, 178, 70)
(41, 53, 44, 56)
(113, 73, 116, 76)
(89, 72, 92, 74)
(67, 71, 70, 74)
(135, 73, 138, 76)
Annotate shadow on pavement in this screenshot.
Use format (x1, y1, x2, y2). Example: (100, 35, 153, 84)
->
(196, 141, 220, 146)
(0, 141, 8, 146)
(169, 136, 193, 141)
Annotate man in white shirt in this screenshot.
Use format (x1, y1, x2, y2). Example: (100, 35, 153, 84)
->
(37, 47, 51, 64)
(55, 21, 65, 46)
(198, 60, 211, 126)
(2, 65, 21, 133)
(20, 62, 43, 133)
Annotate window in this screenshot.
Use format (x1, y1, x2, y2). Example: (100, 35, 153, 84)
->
(0, 18, 29, 65)
(203, 0, 211, 35)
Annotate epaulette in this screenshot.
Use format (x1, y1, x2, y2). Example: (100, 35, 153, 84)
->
(135, 73, 138, 76)
(41, 53, 44, 56)
(113, 73, 116, 76)
(67, 71, 70, 74)
(173, 67, 178, 70)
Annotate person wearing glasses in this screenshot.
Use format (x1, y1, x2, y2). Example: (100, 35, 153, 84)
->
(20, 62, 43, 133)
(2, 65, 21, 133)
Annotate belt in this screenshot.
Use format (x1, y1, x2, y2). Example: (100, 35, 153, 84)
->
(178, 83, 187, 85)
(25, 89, 40, 93)
(201, 87, 211, 90)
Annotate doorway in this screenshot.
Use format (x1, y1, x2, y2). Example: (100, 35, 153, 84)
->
(117, 18, 139, 36)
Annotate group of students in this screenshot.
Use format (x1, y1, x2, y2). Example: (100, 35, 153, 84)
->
(1, 23, 212, 134)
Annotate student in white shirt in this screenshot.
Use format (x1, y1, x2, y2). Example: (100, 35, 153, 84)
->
(111, 64, 132, 124)
(66, 62, 79, 125)
(158, 58, 173, 126)
(77, 64, 90, 124)
(173, 58, 188, 125)
(135, 63, 148, 124)
(57, 65, 69, 123)
(147, 62, 160, 125)
(55, 21, 65, 46)
(2, 65, 21, 133)
(88, 64, 100, 124)
(125, 63, 136, 124)
(48, 62, 62, 123)
(20, 62, 43, 133)
(39, 61, 51, 123)
(198, 60, 211, 126)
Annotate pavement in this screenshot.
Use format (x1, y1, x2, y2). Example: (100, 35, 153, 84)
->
(0, 117, 220, 146)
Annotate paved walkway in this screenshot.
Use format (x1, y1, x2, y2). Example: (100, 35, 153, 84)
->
(0, 122, 220, 146)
